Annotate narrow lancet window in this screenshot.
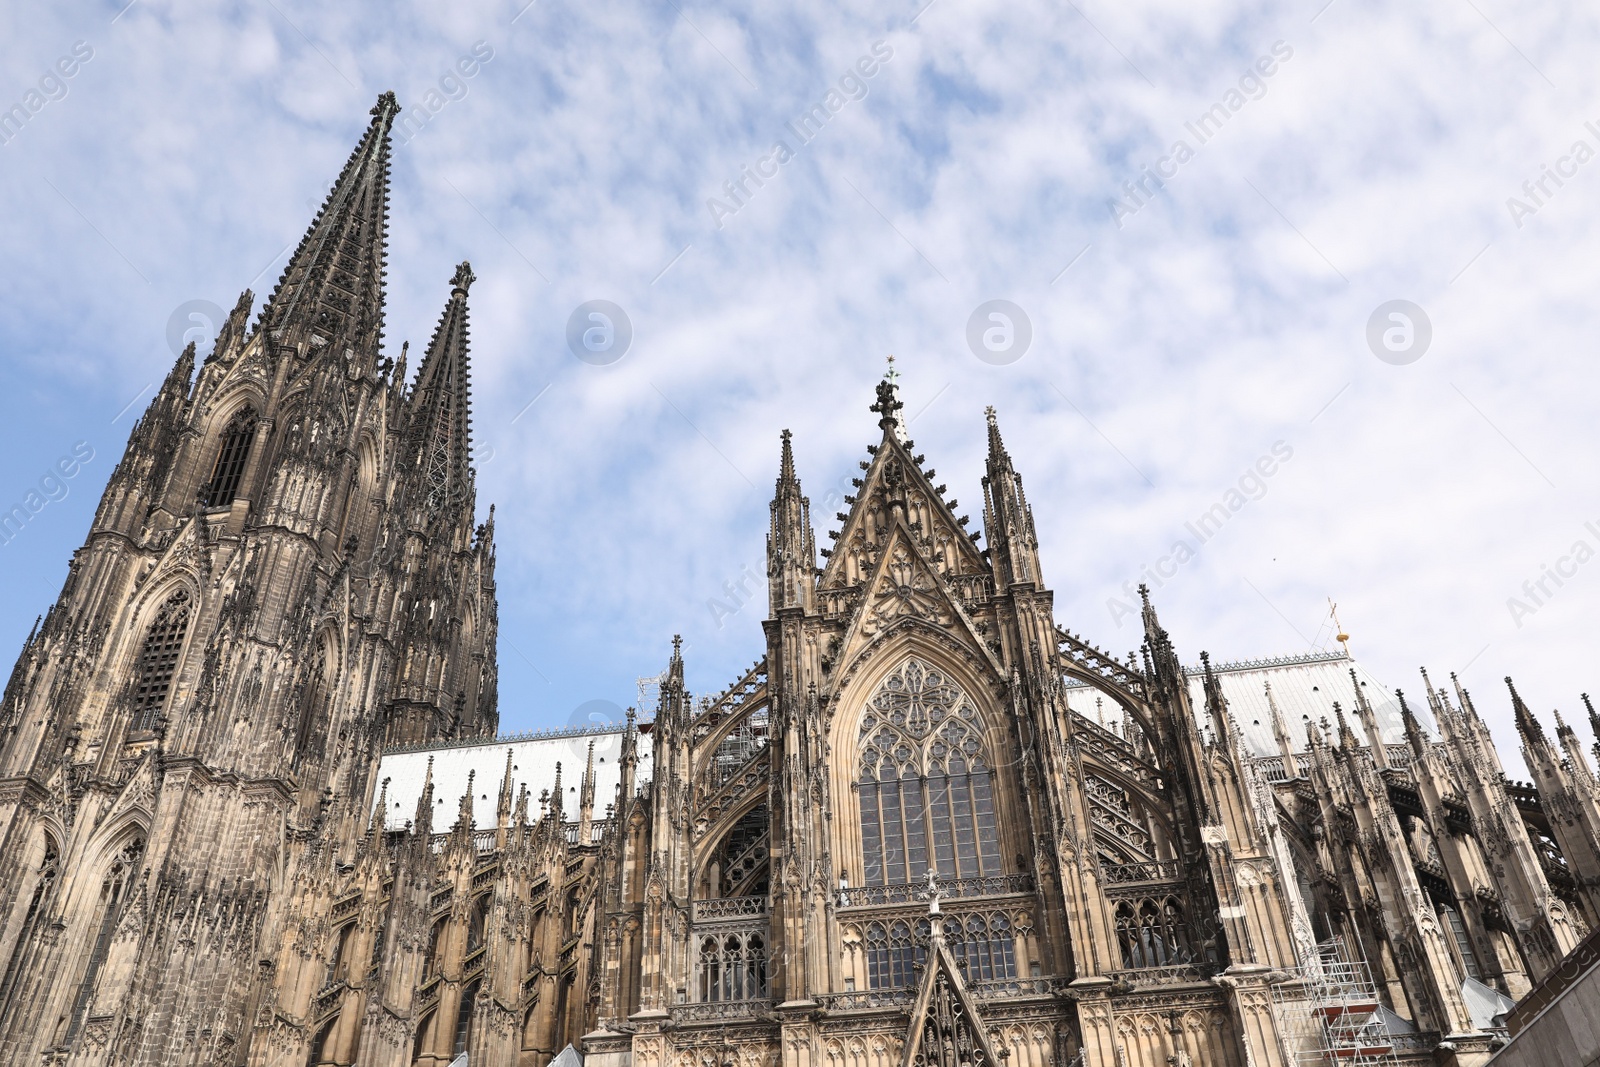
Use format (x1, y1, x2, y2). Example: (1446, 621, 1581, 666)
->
(204, 407, 257, 507)
(130, 591, 192, 733)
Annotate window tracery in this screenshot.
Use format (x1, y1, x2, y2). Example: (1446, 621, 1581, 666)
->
(856, 659, 1001, 886)
(131, 591, 192, 734)
(862, 913, 1016, 989)
(696, 931, 767, 1001)
(205, 407, 257, 508)
(1113, 896, 1196, 969)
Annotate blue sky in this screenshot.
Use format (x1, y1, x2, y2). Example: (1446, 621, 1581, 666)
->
(0, 0, 1595, 773)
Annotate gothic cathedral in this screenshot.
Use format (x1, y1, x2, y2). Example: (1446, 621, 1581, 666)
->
(1, 95, 1596, 1067)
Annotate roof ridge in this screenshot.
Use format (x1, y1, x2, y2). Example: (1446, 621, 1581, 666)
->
(1180, 648, 1350, 675)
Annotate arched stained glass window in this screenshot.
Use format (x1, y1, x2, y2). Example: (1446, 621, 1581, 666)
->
(857, 658, 1001, 886)
(131, 591, 192, 734)
(204, 407, 257, 508)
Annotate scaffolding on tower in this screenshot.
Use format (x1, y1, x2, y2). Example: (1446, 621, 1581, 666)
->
(1271, 937, 1399, 1066)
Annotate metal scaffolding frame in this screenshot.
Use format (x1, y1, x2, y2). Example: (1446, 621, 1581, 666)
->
(1271, 938, 1399, 1066)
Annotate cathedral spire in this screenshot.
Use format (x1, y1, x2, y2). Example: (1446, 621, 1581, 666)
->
(981, 406, 1041, 588)
(259, 92, 399, 361)
(768, 430, 816, 614)
(406, 261, 477, 515)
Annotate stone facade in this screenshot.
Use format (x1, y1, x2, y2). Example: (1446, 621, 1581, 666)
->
(1, 94, 1598, 1067)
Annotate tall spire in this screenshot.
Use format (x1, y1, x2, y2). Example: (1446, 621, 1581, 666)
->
(768, 430, 816, 614)
(981, 406, 1040, 588)
(259, 92, 399, 362)
(406, 261, 477, 514)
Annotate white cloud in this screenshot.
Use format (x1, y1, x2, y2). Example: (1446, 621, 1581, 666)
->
(0, 0, 1595, 776)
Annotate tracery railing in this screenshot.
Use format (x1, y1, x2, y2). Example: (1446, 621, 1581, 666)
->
(692, 896, 767, 922)
(1099, 859, 1182, 885)
(837, 874, 1033, 908)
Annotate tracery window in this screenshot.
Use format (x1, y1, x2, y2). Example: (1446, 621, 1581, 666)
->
(696, 932, 768, 1001)
(857, 659, 1001, 886)
(66, 838, 144, 1040)
(130, 591, 192, 734)
(204, 407, 257, 508)
(1113, 896, 1195, 969)
(863, 913, 1016, 989)
(1439, 905, 1480, 979)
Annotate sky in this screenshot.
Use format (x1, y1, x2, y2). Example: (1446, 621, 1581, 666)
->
(0, 0, 1595, 778)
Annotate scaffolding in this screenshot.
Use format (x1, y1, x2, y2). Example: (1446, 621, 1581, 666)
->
(1272, 938, 1399, 1066)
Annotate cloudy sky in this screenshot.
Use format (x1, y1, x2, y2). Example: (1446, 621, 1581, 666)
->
(0, 0, 1594, 775)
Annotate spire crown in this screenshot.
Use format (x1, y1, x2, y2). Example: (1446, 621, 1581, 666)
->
(259, 93, 399, 359)
(406, 262, 477, 514)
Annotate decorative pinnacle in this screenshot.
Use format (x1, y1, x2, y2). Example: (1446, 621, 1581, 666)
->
(451, 260, 476, 296)
(777, 429, 797, 486)
(372, 90, 400, 118)
(1507, 676, 1545, 740)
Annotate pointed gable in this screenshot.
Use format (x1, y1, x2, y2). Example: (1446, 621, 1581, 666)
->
(820, 377, 987, 593)
(900, 917, 1005, 1067)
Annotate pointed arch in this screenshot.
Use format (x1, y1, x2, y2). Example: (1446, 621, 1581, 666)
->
(853, 657, 1002, 886)
(130, 588, 194, 733)
(204, 404, 259, 507)
(63, 833, 145, 1042)
(0, 829, 59, 1017)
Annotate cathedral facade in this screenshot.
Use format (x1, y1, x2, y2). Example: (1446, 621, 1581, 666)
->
(0, 95, 1596, 1067)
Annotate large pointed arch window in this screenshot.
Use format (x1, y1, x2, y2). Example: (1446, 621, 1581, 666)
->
(204, 407, 257, 507)
(130, 591, 192, 733)
(857, 658, 1002, 886)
